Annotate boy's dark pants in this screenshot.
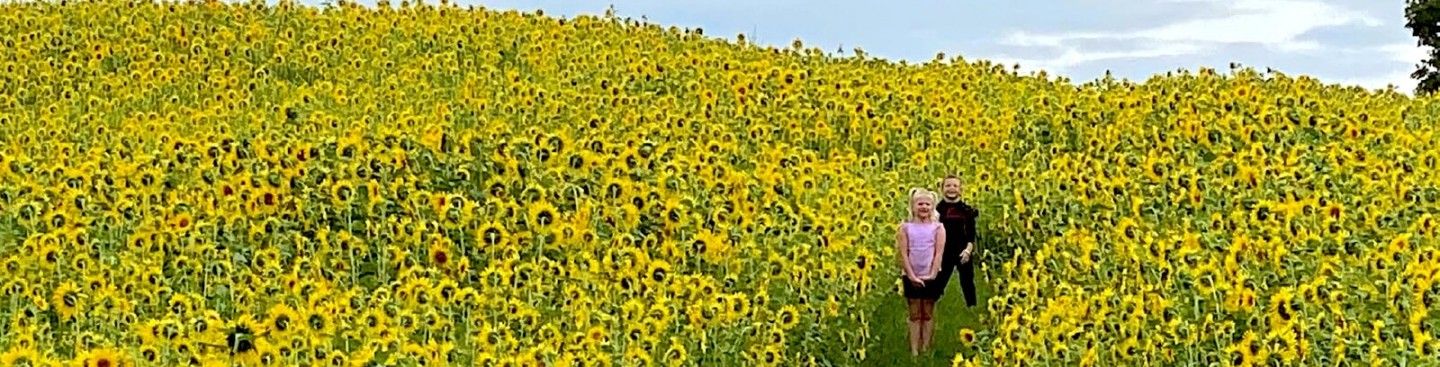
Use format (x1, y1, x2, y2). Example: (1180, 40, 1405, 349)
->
(937, 258, 977, 307)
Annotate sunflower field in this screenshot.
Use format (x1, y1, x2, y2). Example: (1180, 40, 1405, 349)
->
(1, 0, 1438, 366)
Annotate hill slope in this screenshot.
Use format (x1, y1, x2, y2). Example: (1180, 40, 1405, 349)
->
(0, 1, 1436, 366)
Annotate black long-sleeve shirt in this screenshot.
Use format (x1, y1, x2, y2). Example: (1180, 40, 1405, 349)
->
(936, 199, 978, 266)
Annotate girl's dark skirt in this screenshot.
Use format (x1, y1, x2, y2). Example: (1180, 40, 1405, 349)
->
(900, 273, 944, 300)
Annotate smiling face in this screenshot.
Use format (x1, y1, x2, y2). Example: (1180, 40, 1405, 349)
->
(942, 177, 961, 200)
(911, 193, 935, 220)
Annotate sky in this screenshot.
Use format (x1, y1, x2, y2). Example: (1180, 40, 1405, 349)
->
(330, 0, 1428, 93)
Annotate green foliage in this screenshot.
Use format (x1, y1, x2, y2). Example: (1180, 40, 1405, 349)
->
(1406, 0, 1440, 94)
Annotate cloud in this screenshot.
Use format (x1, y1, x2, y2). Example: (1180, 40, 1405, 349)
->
(1327, 68, 1414, 91)
(994, 0, 1380, 73)
(1316, 43, 1426, 92)
(1378, 43, 1429, 65)
(1000, 31, 1107, 48)
(1274, 40, 1324, 53)
(990, 42, 1204, 73)
(1001, 0, 1378, 46)
(1137, 0, 1379, 44)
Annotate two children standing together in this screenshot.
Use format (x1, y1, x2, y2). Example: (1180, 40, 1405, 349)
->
(896, 175, 980, 356)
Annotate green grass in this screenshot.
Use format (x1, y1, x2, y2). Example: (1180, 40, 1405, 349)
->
(863, 267, 994, 367)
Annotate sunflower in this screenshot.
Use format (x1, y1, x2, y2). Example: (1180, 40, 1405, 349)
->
(51, 282, 82, 321)
(227, 314, 265, 364)
(255, 338, 281, 366)
(959, 328, 977, 346)
(135, 319, 170, 346)
(76, 348, 127, 367)
(1269, 288, 1299, 328)
(428, 239, 454, 268)
(645, 260, 672, 285)
(36, 242, 61, 270)
(303, 306, 337, 338)
(1, 257, 23, 280)
(0, 347, 43, 367)
(527, 199, 560, 234)
(330, 179, 356, 206)
(358, 308, 389, 337)
(138, 345, 160, 364)
(658, 337, 689, 366)
(169, 212, 194, 232)
(759, 344, 784, 366)
(776, 305, 800, 330)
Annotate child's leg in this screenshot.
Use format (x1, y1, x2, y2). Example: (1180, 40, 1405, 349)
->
(907, 298, 922, 355)
(920, 299, 936, 351)
(959, 261, 978, 307)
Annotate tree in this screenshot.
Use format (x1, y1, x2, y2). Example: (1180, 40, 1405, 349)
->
(1406, 0, 1440, 94)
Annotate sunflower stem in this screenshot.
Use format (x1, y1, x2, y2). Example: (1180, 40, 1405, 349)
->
(348, 207, 357, 287)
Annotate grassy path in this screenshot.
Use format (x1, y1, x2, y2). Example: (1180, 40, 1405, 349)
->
(863, 268, 995, 366)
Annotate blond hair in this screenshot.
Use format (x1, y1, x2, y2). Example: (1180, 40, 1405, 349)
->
(908, 188, 940, 222)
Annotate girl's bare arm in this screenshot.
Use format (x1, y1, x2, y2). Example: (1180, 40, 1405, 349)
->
(896, 223, 915, 278)
(929, 226, 947, 278)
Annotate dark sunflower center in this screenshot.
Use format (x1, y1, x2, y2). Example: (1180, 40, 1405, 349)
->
(483, 228, 502, 244)
(310, 315, 325, 330)
(228, 326, 255, 354)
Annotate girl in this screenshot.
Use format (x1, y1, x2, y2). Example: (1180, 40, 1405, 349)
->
(896, 188, 946, 356)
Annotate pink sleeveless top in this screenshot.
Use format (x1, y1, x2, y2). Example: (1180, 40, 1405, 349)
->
(904, 221, 941, 274)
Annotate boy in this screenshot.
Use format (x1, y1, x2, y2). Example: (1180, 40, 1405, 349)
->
(935, 174, 979, 307)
